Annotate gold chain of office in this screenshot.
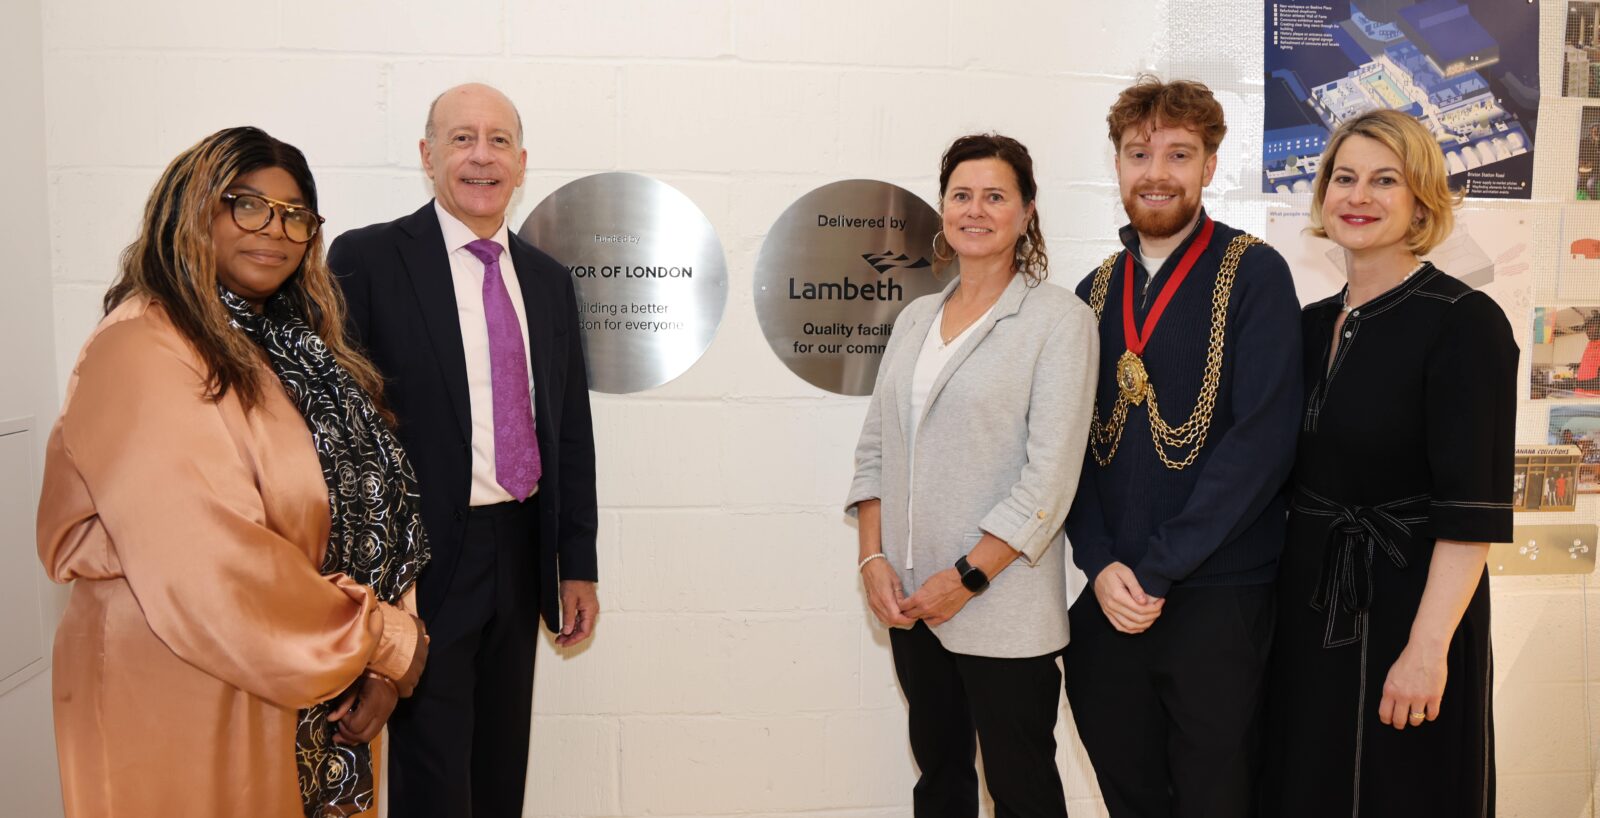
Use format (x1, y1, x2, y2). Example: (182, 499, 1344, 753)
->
(1086, 233, 1260, 470)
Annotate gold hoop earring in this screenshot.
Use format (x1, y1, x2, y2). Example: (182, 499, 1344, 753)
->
(933, 231, 954, 262)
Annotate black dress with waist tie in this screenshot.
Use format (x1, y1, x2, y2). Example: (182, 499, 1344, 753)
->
(1261, 265, 1516, 818)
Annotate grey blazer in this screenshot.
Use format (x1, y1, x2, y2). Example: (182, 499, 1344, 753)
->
(846, 272, 1099, 657)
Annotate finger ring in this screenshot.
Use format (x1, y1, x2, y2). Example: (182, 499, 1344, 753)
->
(1408, 711, 1425, 721)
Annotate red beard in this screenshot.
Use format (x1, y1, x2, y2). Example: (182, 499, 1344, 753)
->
(1123, 189, 1199, 239)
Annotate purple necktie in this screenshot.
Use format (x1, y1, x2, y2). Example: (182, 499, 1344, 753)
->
(465, 238, 541, 501)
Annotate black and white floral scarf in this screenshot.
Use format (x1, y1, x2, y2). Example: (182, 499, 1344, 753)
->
(222, 287, 430, 818)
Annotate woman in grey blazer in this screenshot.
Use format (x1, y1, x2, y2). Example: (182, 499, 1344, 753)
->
(846, 134, 1098, 817)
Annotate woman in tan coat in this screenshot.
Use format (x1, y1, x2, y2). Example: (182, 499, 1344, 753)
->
(38, 127, 430, 817)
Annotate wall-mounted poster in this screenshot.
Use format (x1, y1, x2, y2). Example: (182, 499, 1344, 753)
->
(1563, 2, 1600, 98)
(1558, 208, 1600, 300)
(1547, 405, 1600, 493)
(1264, 0, 1539, 199)
(1578, 107, 1600, 200)
(1561, 204, 1600, 268)
(1513, 445, 1582, 512)
(1529, 305, 1600, 399)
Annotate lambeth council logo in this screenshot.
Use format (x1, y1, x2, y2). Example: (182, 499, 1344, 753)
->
(861, 251, 932, 274)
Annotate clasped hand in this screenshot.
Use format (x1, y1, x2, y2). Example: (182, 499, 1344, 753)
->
(328, 672, 400, 745)
(326, 612, 429, 745)
(861, 560, 973, 628)
(1093, 562, 1164, 634)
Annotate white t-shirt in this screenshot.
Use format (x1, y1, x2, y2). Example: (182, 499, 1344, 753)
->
(903, 301, 995, 569)
(1138, 251, 1169, 302)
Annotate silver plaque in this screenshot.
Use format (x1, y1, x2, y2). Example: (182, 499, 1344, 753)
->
(753, 180, 943, 396)
(518, 172, 727, 394)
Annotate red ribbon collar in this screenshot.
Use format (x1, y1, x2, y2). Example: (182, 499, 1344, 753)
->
(1122, 217, 1214, 356)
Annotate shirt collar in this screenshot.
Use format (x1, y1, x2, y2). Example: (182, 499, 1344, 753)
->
(433, 200, 511, 256)
(1337, 262, 1439, 320)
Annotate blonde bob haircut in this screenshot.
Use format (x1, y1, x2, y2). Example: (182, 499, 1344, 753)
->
(1308, 108, 1462, 256)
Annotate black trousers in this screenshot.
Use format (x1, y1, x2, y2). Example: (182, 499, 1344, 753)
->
(1063, 583, 1274, 818)
(389, 500, 540, 818)
(888, 621, 1069, 818)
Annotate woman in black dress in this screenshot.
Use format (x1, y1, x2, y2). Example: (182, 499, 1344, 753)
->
(1262, 109, 1516, 817)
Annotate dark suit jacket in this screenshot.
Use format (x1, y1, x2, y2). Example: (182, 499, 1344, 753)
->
(328, 202, 598, 630)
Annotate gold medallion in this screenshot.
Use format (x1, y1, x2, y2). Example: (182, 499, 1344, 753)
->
(1116, 350, 1149, 405)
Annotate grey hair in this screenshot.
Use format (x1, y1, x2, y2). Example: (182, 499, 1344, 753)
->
(423, 85, 525, 147)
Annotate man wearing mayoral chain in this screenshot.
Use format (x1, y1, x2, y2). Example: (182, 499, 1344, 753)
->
(1063, 76, 1303, 817)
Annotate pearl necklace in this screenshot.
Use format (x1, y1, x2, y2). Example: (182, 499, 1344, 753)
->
(1342, 262, 1426, 313)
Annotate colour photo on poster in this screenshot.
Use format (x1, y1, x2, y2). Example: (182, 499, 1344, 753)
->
(1548, 405, 1600, 493)
(1559, 207, 1600, 300)
(1563, 2, 1600, 98)
(1265, 208, 1533, 321)
(1264, 0, 1539, 199)
(1578, 107, 1600, 200)
(1514, 445, 1582, 512)
(1529, 306, 1600, 399)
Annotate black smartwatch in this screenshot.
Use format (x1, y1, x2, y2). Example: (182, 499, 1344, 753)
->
(955, 555, 989, 593)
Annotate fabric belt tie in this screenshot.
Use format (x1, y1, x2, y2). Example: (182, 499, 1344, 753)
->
(1291, 487, 1429, 648)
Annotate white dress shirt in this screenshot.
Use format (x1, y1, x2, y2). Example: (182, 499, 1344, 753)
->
(434, 201, 538, 505)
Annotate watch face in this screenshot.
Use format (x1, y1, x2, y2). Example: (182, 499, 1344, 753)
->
(960, 565, 988, 592)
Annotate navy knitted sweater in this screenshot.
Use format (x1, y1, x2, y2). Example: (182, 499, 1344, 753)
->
(1067, 211, 1303, 597)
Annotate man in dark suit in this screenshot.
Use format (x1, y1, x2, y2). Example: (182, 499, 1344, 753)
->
(328, 82, 598, 818)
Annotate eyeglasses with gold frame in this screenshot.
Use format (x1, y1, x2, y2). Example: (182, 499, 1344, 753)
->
(221, 192, 326, 244)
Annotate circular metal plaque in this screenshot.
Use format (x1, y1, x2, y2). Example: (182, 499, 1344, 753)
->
(753, 180, 944, 396)
(518, 172, 727, 394)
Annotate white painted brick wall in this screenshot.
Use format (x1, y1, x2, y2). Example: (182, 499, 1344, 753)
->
(287, 0, 514, 55)
(731, 1, 948, 68)
(622, 717, 830, 813)
(509, 0, 734, 60)
(34, 2, 1600, 817)
(43, 0, 277, 51)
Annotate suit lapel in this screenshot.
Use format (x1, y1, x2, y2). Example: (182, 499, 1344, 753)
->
(397, 203, 472, 441)
(917, 272, 1029, 430)
(509, 238, 556, 446)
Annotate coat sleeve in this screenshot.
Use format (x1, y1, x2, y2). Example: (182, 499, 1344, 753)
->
(554, 265, 600, 582)
(37, 317, 418, 710)
(1066, 272, 1118, 582)
(1425, 291, 1517, 542)
(978, 303, 1100, 564)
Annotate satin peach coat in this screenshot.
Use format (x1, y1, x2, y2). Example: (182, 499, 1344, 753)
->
(37, 297, 419, 818)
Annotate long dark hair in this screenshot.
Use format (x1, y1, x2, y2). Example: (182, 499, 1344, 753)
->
(105, 126, 389, 417)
